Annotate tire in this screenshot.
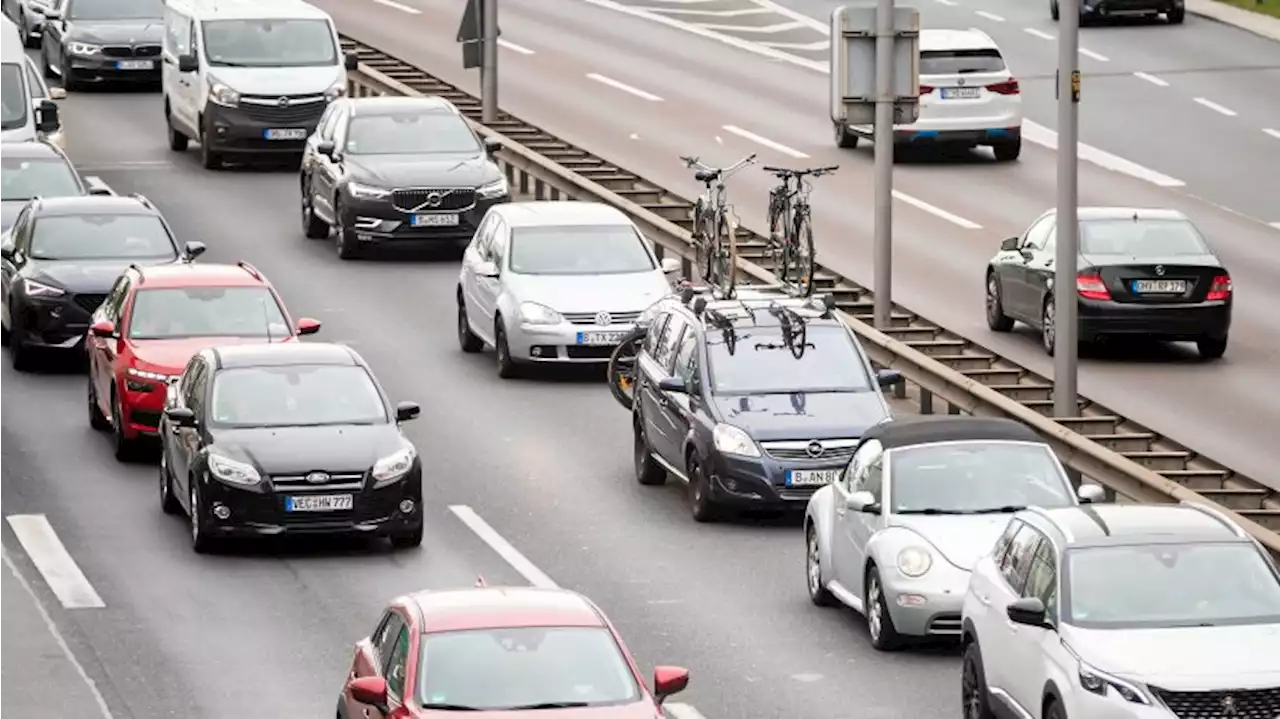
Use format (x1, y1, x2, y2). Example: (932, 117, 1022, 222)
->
(993, 139, 1021, 162)
(634, 417, 667, 486)
(687, 453, 719, 523)
(787, 214, 816, 297)
(805, 525, 836, 606)
(87, 374, 109, 430)
(159, 450, 181, 515)
(390, 523, 424, 549)
(334, 201, 362, 260)
(1050, 0, 1060, 19)
(607, 328, 645, 410)
(1045, 698, 1068, 719)
(9, 314, 33, 372)
(1196, 335, 1227, 360)
(166, 104, 190, 152)
(301, 178, 330, 239)
(200, 125, 223, 170)
(865, 566, 904, 650)
(1041, 296, 1056, 357)
(835, 122, 859, 149)
(695, 210, 715, 284)
(61, 56, 81, 91)
(1167, 6, 1185, 22)
(985, 272, 1015, 332)
(41, 44, 55, 78)
(494, 321, 522, 379)
(110, 390, 139, 462)
(189, 482, 215, 554)
(456, 295, 483, 353)
(714, 214, 737, 296)
(961, 642, 996, 719)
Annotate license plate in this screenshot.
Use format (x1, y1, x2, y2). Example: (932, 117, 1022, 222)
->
(411, 214, 459, 227)
(786, 469, 839, 487)
(263, 128, 307, 141)
(284, 494, 353, 512)
(940, 87, 982, 99)
(1131, 279, 1186, 294)
(115, 60, 154, 70)
(576, 331, 626, 346)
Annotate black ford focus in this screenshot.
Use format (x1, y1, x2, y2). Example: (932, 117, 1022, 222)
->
(158, 342, 424, 553)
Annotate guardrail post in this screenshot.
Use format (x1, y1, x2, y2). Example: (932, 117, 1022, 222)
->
(918, 387, 933, 414)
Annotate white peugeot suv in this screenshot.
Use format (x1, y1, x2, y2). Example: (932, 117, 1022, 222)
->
(960, 503, 1280, 719)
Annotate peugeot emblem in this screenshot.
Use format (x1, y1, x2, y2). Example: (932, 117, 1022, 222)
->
(596, 311, 613, 326)
(425, 192, 444, 208)
(277, 96, 290, 107)
(1220, 696, 1238, 716)
(305, 471, 330, 484)
(1155, 265, 1165, 276)
(806, 440, 825, 458)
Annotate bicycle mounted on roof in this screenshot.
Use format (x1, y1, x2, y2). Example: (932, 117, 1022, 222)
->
(763, 164, 837, 298)
(680, 153, 756, 298)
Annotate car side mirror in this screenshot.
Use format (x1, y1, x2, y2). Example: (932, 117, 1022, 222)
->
(395, 401, 421, 423)
(182, 241, 206, 262)
(177, 54, 198, 73)
(1000, 236, 1020, 252)
(35, 100, 59, 134)
(295, 317, 322, 336)
(48, 86, 67, 101)
(483, 137, 502, 156)
(1077, 484, 1106, 504)
(875, 369, 903, 389)
(652, 666, 689, 705)
(1006, 596, 1050, 628)
(475, 260, 499, 278)
(660, 257, 681, 274)
(845, 490, 878, 513)
(657, 376, 687, 394)
(90, 319, 117, 338)
(164, 406, 196, 427)
(344, 52, 360, 71)
(316, 140, 336, 159)
(346, 676, 388, 713)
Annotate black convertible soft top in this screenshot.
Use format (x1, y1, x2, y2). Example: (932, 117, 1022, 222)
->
(861, 416, 1042, 450)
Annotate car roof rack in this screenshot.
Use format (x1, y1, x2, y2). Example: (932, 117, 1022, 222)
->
(681, 284, 836, 323)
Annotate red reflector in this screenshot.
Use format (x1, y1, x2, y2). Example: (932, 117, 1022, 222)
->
(986, 79, 1020, 95)
(1077, 273, 1111, 301)
(1206, 274, 1232, 301)
(919, 85, 935, 94)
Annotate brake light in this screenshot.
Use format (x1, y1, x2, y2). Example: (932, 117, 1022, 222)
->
(1206, 274, 1232, 301)
(919, 85, 935, 94)
(986, 79, 1020, 95)
(1077, 273, 1111, 301)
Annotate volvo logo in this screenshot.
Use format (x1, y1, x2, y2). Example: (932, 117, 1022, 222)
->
(1220, 696, 1238, 716)
(277, 96, 291, 107)
(1155, 265, 1165, 276)
(596, 311, 613, 326)
(425, 192, 444, 207)
(305, 471, 330, 484)
(806, 440, 825, 458)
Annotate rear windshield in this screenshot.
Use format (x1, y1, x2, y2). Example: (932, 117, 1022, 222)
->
(920, 49, 1006, 75)
(1080, 219, 1212, 257)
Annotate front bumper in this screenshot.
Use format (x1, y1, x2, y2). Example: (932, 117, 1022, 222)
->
(14, 294, 97, 350)
(119, 376, 174, 439)
(704, 451, 850, 510)
(1078, 298, 1230, 342)
(65, 53, 161, 84)
(879, 562, 970, 637)
(1062, 687, 1177, 719)
(340, 191, 509, 244)
(203, 101, 325, 155)
(506, 320, 636, 363)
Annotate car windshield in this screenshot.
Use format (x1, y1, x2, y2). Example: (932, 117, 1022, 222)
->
(417, 626, 640, 711)
(1, 158, 83, 202)
(1080, 218, 1211, 257)
(1066, 542, 1280, 629)
(345, 111, 480, 155)
(707, 324, 871, 394)
(30, 214, 177, 261)
(210, 365, 387, 428)
(128, 287, 289, 340)
(508, 225, 655, 275)
(201, 19, 337, 68)
(68, 0, 162, 20)
(1, 64, 28, 131)
(920, 48, 1006, 75)
(888, 441, 1076, 514)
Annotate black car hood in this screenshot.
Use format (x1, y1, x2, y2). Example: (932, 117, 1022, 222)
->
(710, 391, 890, 441)
(29, 258, 146, 294)
(209, 424, 407, 475)
(67, 20, 164, 45)
(345, 153, 502, 189)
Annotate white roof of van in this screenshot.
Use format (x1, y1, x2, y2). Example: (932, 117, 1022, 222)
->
(166, 0, 333, 21)
(919, 28, 998, 52)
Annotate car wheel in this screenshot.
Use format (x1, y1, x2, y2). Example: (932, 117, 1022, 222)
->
(390, 522, 423, 549)
(634, 417, 667, 486)
(494, 322, 521, 379)
(1167, 6, 1185, 22)
(865, 566, 904, 650)
(1050, 0, 1060, 19)
(961, 642, 996, 719)
(1045, 698, 1068, 719)
(834, 122, 858, 149)
(456, 295, 483, 353)
(985, 272, 1015, 332)
(110, 390, 138, 462)
(9, 314, 33, 372)
(334, 201, 362, 260)
(189, 482, 214, 554)
(60, 55, 81, 91)
(1040, 296, 1056, 356)
(199, 124, 223, 170)
(687, 453, 719, 523)
(87, 374, 109, 430)
(301, 179, 330, 239)
(806, 525, 836, 606)
(159, 450, 181, 515)
(166, 104, 189, 152)
(993, 139, 1021, 162)
(1196, 335, 1227, 360)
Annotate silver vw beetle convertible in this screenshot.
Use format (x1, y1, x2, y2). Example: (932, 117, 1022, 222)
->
(803, 416, 1105, 651)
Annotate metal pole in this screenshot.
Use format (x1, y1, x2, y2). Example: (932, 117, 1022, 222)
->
(1052, 0, 1080, 417)
(480, 0, 498, 123)
(872, 0, 894, 329)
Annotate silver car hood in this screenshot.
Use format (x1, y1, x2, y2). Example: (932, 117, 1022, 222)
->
(887, 514, 1015, 571)
(1064, 623, 1280, 690)
(505, 270, 669, 314)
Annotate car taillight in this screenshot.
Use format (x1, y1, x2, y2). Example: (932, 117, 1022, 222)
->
(986, 79, 1020, 95)
(1077, 273, 1111, 301)
(919, 84, 935, 94)
(1206, 274, 1232, 301)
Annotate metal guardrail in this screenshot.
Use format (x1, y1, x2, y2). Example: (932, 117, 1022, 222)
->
(337, 36, 1280, 558)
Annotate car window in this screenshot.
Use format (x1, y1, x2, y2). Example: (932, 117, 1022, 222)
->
(489, 220, 508, 269)
(887, 441, 1076, 515)
(1022, 215, 1054, 251)
(201, 18, 338, 68)
(383, 624, 411, 698)
(846, 439, 880, 492)
(998, 525, 1042, 592)
(316, 102, 342, 141)
(1, 156, 83, 202)
(673, 328, 698, 384)
(920, 48, 1006, 75)
(165, 10, 193, 57)
(991, 519, 1023, 566)
(654, 315, 687, 369)
(705, 325, 873, 395)
(100, 274, 132, 324)
(1079, 218, 1211, 257)
(345, 110, 481, 155)
(210, 364, 388, 428)
(371, 611, 405, 667)
(24, 61, 46, 99)
(177, 356, 201, 405)
(1, 64, 30, 132)
(861, 456, 884, 501)
(30, 214, 177, 261)
(1023, 539, 1058, 618)
(184, 361, 208, 417)
(507, 225, 656, 276)
(643, 312, 671, 357)
(68, 0, 163, 20)
(128, 286, 290, 340)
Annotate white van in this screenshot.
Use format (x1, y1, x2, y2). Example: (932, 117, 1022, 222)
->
(2, 15, 61, 142)
(161, 0, 359, 170)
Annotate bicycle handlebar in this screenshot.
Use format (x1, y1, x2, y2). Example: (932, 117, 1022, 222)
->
(762, 165, 840, 178)
(681, 153, 759, 177)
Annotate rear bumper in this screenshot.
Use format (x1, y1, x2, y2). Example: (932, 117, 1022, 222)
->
(896, 126, 1021, 146)
(1084, 0, 1182, 13)
(1078, 298, 1231, 341)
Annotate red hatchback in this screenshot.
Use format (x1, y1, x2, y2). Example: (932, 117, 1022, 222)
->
(340, 586, 690, 719)
(85, 260, 321, 460)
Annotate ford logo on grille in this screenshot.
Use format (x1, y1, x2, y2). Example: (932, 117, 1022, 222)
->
(596, 311, 613, 326)
(806, 441, 825, 458)
(305, 471, 330, 484)
(277, 96, 290, 107)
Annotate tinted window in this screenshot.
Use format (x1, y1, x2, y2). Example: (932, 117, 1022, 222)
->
(371, 611, 405, 663)
(1079, 218, 1211, 257)
(201, 19, 337, 67)
(30, 214, 177, 261)
(643, 312, 670, 356)
(998, 525, 1042, 591)
(384, 625, 410, 697)
(68, 0, 162, 20)
(1, 158, 83, 202)
(888, 442, 1075, 514)
(345, 111, 480, 155)
(920, 49, 1006, 75)
(128, 287, 289, 340)
(1023, 540, 1058, 617)
(417, 627, 640, 710)
(508, 226, 656, 275)
(673, 329, 698, 384)
(653, 316, 686, 369)
(1065, 542, 1280, 629)
(1, 64, 27, 131)
(706, 325, 872, 394)
(210, 364, 387, 428)
(25, 61, 45, 99)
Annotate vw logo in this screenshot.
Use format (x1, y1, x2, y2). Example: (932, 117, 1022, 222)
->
(806, 440, 825, 458)
(1155, 265, 1165, 276)
(1220, 696, 1238, 716)
(596, 311, 613, 326)
(277, 96, 291, 107)
(305, 471, 330, 484)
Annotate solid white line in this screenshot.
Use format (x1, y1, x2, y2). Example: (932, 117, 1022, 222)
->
(666, 703, 708, 719)
(1021, 121, 1184, 186)
(6, 515, 105, 609)
(892, 191, 982, 229)
(642, 6, 772, 16)
(1264, 128, 1280, 140)
(448, 506, 559, 589)
(759, 39, 830, 50)
(370, 0, 420, 14)
(1133, 71, 1168, 87)
(1024, 27, 1055, 40)
(497, 39, 535, 55)
(975, 10, 1005, 21)
(1079, 48, 1109, 61)
(1193, 97, 1237, 116)
(3, 551, 115, 718)
(722, 124, 809, 157)
(587, 73, 664, 101)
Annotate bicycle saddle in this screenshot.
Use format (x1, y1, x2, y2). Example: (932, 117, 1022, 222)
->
(694, 170, 719, 183)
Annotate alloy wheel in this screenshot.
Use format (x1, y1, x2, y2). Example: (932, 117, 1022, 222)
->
(190, 485, 200, 543)
(985, 277, 999, 320)
(867, 575, 883, 641)
(962, 654, 983, 719)
(806, 531, 822, 596)
(1042, 300, 1056, 352)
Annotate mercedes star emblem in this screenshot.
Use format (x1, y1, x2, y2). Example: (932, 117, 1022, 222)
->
(277, 96, 290, 107)
(305, 471, 330, 484)
(1155, 265, 1165, 276)
(806, 440, 825, 458)
(596, 311, 613, 326)
(1220, 696, 1238, 716)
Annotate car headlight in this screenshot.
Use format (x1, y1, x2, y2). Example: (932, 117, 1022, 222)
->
(346, 181, 390, 200)
(1078, 660, 1150, 704)
(372, 447, 416, 485)
(324, 81, 347, 101)
(22, 278, 64, 297)
(477, 176, 508, 199)
(126, 367, 170, 391)
(207, 454, 260, 486)
(518, 302, 563, 325)
(67, 42, 102, 55)
(712, 423, 760, 458)
(896, 546, 933, 577)
(208, 81, 240, 107)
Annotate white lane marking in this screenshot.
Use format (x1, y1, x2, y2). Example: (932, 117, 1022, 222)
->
(698, 20, 805, 32)
(75, 161, 172, 171)
(370, 0, 420, 14)
(1079, 48, 1109, 61)
(1264, 128, 1280, 139)
(666, 704, 708, 719)
(448, 505, 558, 588)
(3, 551, 115, 719)
(1269, 222, 1280, 230)
(587, 73, 664, 101)
(759, 39, 831, 50)
(1024, 27, 1055, 39)
(935, 0, 958, 6)
(642, 5, 772, 15)
(893, 191, 982, 229)
(1193, 97, 1237, 116)
(753, 0, 830, 30)
(6, 515, 105, 609)
(1021, 122, 1184, 186)
(975, 10, 1005, 21)
(498, 39, 535, 55)
(1133, 71, 1168, 87)
(722, 124, 809, 157)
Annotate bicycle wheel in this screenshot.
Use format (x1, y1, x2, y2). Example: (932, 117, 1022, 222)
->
(766, 195, 787, 275)
(696, 211, 717, 283)
(788, 213, 817, 297)
(607, 327, 647, 410)
(711, 212, 736, 297)
(789, 323, 808, 359)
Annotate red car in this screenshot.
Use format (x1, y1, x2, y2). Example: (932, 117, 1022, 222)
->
(85, 259, 321, 460)
(339, 585, 690, 718)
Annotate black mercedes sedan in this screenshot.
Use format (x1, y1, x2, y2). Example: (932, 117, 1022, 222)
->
(38, 0, 164, 90)
(299, 95, 511, 260)
(158, 342, 424, 553)
(985, 207, 1232, 359)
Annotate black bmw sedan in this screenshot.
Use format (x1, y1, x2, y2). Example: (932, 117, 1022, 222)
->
(39, 0, 164, 90)
(158, 342, 424, 553)
(985, 207, 1232, 359)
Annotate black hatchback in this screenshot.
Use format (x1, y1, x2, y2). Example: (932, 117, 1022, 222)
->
(158, 342, 424, 553)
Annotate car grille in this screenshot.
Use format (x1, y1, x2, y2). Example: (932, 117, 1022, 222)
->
(926, 613, 962, 636)
(562, 311, 642, 326)
(102, 44, 162, 58)
(270, 471, 366, 491)
(564, 345, 615, 360)
(71, 293, 108, 314)
(129, 409, 161, 429)
(390, 188, 477, 213)
(760, 438, 859, 461)
(1151, 685, 1280, 719)
(238, 95, 327, 125)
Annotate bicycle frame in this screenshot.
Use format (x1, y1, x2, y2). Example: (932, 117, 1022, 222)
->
(682, 153, 756, 296)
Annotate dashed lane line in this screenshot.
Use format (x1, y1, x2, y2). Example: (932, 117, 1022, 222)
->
(498, 39, 535, 55)
(722, 124, 809, 158)
(370, 0, 419, 14)
(1264, 128, 1280, 140)
(892, 190, 983, 230)
(1133, 71, 1169, 87)
(1078, 47, 1109, 61)
(1193, 97, 1238, 116)
(587, 73, 665, 101)
(1023, 27, 1056, 39)
(639, 5, 774, 16)
(6, 514, 105, 609)
(975, 10, 1005, 21)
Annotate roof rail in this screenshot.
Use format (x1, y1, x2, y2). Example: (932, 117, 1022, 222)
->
(237, 261, 263, 280)
(1179, 501, 1249, 538)
(128, 263, 145, 281)
(127, 192, 155, 209)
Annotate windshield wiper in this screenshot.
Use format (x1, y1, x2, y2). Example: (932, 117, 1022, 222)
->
(420, 703, 481, 711)
(897, 508, 968, 515)
(970, 505, 1025, 514)
(504, 702, 591, 710)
